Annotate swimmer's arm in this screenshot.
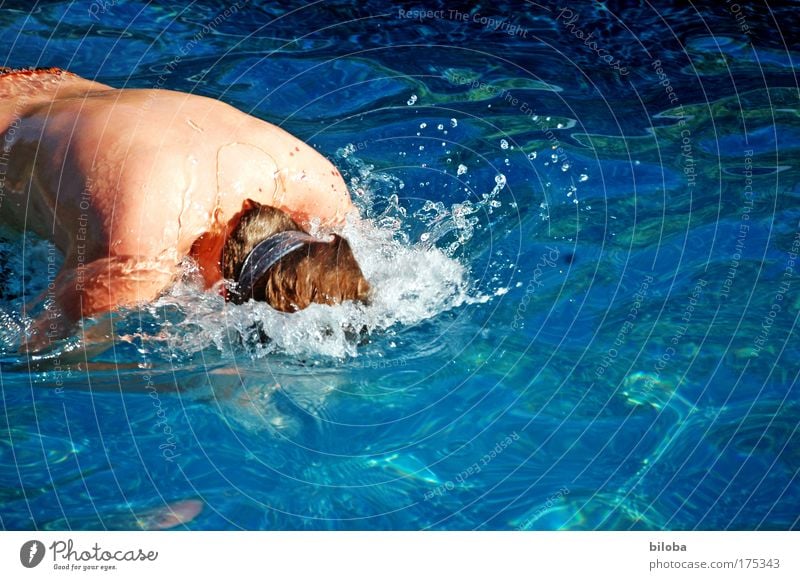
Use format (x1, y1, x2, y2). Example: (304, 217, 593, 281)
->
(26, 256, 176, 350)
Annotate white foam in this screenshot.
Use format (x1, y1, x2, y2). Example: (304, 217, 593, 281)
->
(150, 216, 478, 360)
(147, 148, 516, 360)
(3, 154, 503, 361)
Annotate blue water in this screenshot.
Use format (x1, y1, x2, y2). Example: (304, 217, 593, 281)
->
(1, 0, 799, 530)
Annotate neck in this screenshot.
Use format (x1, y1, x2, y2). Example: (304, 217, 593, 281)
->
(189, 204, 253, 291)
(190, 230, 227, 289)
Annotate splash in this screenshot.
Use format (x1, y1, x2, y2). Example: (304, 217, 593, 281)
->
(145, 214, 479, 360)
(0, 150, 505, 361)
(143, 148, 507, 360)
(0, 234, 60, 353)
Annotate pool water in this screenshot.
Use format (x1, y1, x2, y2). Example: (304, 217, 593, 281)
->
(1, 0, 798, 530)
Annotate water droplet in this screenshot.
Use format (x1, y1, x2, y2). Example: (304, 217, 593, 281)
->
(457, 164, 468, 176)
(561, 162, 570, 172)
(528, 151, 538, 160)
(420, 122, 427, 129)
(500, 139, 509, 150)
(450, 118, 458, 127)
(407, 94, 418, 105)
(579, 174, 588, 182)
(437, 124, 444, 130)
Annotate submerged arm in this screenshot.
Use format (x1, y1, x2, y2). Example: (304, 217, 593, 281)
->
(26, 255, 177, 350)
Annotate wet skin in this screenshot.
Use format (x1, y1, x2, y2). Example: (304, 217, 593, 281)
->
(0, 69, 356, 347)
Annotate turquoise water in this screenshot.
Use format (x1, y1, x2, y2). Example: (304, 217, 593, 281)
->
(1, 1, 798, 530)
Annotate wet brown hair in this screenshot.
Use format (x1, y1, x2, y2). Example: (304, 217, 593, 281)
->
(221, 201, 370, 311)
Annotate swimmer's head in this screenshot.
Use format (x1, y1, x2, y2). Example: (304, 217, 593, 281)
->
(221, 201, 370, 311)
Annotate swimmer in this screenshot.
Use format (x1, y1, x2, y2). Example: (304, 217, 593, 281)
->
(0, 67, 370, 349)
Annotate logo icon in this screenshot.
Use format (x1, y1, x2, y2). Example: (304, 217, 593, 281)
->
(20, 540, 46, 568)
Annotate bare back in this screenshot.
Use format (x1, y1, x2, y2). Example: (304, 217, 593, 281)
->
(0, 68, 356, 341)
